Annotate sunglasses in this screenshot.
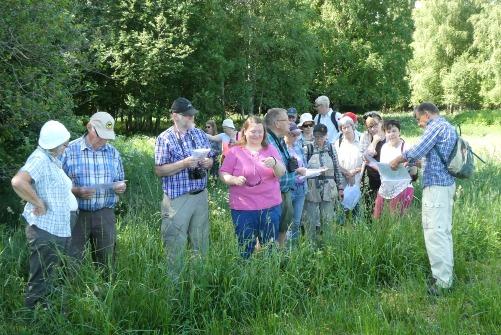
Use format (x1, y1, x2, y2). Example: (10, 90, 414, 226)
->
(205, 125, 212, 128)
(302, 123, 314, 128)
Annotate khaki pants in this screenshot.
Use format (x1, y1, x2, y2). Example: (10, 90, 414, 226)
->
(161, 190, 209, 278)
(303, 200, 336, 243)
(422, 184, 455, 288)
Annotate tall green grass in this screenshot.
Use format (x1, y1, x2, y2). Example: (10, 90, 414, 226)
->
(0, 115, 499, 334)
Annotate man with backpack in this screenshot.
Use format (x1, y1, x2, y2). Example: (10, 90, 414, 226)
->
(390, 102, 457, 295)
(313, 95, 343, 144)
(303, 124, 344, 244)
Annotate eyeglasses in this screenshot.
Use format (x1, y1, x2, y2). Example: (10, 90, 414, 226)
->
(245, 164, 263, 187)
(276, 119, 289, 123)
(366, 123, 379, 129)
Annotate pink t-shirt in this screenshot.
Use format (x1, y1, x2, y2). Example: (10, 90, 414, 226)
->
(220, 145, 282, 210)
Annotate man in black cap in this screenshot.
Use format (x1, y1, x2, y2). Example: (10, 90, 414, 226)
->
(154, 97, 215, 278)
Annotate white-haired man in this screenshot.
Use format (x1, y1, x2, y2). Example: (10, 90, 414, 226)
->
(313, 95, 343, 144)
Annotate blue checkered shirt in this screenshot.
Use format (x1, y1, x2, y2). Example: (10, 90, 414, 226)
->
(61, 136, 125, 211)
(403, 117, 457, 188)
(155, 127, 215, 199)
(21, 148, 74, 237)
(267, 132, 296, 192)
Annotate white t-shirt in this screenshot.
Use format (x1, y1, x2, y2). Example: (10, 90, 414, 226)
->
(314, 108, 342, 144)
(334, 136, 363, 187)
(379, 140, 413, 199)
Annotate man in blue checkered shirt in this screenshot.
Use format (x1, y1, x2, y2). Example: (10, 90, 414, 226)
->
(155, 97, 215, 279)
(390, 102, 457, 295)
(265, 108, 297, 247)
(61, 112, 126, 270)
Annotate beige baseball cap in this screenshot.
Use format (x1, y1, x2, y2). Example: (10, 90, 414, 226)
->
(90, 112, 116, 140)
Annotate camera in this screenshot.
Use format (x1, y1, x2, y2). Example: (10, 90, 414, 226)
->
(286, 157, 299, 173)
(188, 167, 207, 180)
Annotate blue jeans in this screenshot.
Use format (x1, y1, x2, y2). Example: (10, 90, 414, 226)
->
(231, 205, 281, 258)
(289, 183, 306, 243)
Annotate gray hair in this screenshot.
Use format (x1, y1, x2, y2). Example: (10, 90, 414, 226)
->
(415, 102, 439, 115)
(264, 108, 287, 128)
(338, 116, 354, 127)
(315, 95, 330, 108)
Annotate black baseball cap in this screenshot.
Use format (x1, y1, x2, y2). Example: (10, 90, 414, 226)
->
(171, 97, 198, 116)
(313, 124, 328, 135)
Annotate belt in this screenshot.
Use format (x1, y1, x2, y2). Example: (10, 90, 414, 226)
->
(189, 189, 205, 195)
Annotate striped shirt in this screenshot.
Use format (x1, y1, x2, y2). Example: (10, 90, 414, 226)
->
(267, 131, 296, 192)
(21, 148, 76, 237)
(155, 127, 215, 199)
(403, 116, 457, 188)
(61, 136, 125, 211)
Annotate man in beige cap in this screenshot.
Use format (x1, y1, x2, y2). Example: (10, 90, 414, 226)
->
(61, 111, 126, 272)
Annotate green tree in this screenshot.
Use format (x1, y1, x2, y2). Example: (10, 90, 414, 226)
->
(0, 0, 82, 223)
(409, 0, 483, 106)
(312, 0, 414, 110)
(469, 2, 501, 107)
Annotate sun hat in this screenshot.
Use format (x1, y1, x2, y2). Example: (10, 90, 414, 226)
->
(38, 120, 71, 149)
(222, 119, 235, 129)
(90, 111, 116, 140)
(298, 113, 314, 127)
(171, 97, 198, 116)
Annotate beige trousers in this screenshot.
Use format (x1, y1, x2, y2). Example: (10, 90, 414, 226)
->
(161, 190, 209, 278)
(422, 184, 456, 288)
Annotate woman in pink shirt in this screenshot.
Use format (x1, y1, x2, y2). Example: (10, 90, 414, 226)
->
(219, 116, 286, 258)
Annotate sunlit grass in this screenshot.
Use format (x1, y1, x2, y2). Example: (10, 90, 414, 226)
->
(0, 116, 499, 334)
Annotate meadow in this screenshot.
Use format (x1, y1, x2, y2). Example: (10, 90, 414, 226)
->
(0, 111, 500, 334)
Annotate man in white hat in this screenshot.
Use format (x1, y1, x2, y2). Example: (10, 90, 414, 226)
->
(11, 120, 77, 308)
(205, 118, 238, 159)
(61, 111, 126, 271)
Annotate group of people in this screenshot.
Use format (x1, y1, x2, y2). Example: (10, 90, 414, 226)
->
(12, 97, 458, 309)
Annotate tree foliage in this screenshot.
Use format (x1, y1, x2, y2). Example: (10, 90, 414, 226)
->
(409, 0, 500, 109)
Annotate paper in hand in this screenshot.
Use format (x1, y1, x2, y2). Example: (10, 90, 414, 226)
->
(376, 163, 411, 182)
(192, 148, 210, 159)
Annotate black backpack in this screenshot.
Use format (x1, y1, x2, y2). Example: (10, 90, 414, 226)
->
(316, 110, 339, 132)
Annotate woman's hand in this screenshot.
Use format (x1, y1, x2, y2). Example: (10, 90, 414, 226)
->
(32, 203, 47, 216)
(232, 176, 246, 186)
(261, 156, 276, 168)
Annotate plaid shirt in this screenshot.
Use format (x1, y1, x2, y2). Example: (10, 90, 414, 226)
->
(155, 127, 214, 199)
(403, 117, 457, 188)
(21, 148, 74, 237)
(267, 131, 296, 192)
(61, 136, 125, 211)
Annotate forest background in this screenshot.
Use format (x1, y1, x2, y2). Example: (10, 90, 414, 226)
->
(0, 0, 500, 221)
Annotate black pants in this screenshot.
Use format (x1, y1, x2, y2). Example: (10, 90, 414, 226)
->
(25, 225, 71, 309)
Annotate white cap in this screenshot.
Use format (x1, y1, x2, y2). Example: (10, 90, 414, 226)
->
(222, 118, 235, 129)
(38, 120, 71, 149)
(298, 113, 314, 127)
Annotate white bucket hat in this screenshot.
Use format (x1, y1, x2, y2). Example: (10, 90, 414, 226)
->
(222, 118, 235, 129)
(38, 120, 71, 149)
(298, 113, 314, 127)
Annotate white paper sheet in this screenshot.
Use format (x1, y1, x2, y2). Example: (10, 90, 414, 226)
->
(376, 163, 411, 182)
(192, 148, 210, 159)
(87, 180, 127, 191)
(304, 167, 328, 178)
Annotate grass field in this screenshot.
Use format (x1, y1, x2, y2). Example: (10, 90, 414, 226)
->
(0, 111, 500, 334)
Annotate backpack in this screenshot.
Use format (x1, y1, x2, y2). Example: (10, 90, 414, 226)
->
(306, 143, 338, 178)
(433, 128, 477, 179)
(316, 110, 339, 132)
